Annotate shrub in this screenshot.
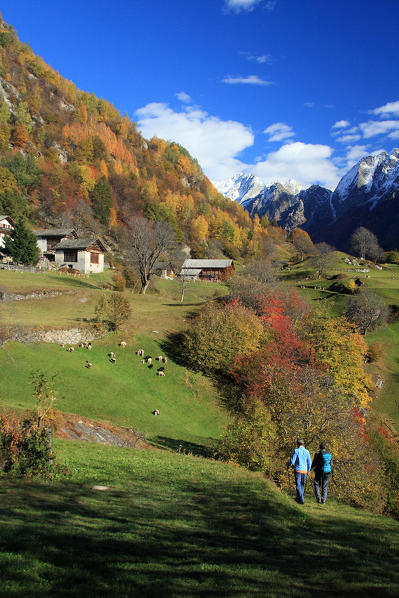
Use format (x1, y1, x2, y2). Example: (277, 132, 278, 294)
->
(182, 301, 264, 374)
(112, 271, 126, 292)
(0, 413, 52, 475)
(366, 341, 386, 363)
(94, 292, 131, 331)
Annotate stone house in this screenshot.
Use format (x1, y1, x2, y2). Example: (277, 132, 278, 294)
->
(53, 238, 106, 274)
(0, 215, 14, 250)
(34, 227, 78, 262)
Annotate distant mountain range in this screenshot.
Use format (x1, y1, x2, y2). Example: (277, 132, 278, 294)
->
(214, 149, 399, 250)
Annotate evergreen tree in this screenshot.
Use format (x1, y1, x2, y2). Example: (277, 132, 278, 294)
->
(3, 219, 40, 265)
(89, 178, 112, 226)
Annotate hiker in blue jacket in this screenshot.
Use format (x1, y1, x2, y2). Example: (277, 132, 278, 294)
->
(286, 438, 312, 504)
(311, 442, 333, 504)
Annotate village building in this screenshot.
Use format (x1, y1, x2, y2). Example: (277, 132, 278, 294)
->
(52, 238, 106, 274)
(0, 215, 14, 250)
(34, 227, 78, 262)
(180, 259, 234, 281)
(153, 261, 175, 279)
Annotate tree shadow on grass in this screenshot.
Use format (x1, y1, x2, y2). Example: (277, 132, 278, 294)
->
(0, 476, 398, 597)
(151, 435, 217, 458)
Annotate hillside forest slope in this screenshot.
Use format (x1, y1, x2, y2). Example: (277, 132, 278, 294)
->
(0, 17, 279, 259)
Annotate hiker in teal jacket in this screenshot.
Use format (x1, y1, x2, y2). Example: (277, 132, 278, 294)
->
(311, 442, 333, 504)
(287, 438, 312, 504)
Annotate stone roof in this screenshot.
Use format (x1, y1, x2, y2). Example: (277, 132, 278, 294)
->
(33, 227, 76, 237)
(182, 259, 233, 269)
(54, 238, 106, 251)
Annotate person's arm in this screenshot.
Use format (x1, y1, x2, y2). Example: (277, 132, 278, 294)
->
(307, 451, 312, 473)
(286, 449, 296, 468)
(311, 453, 317, 471)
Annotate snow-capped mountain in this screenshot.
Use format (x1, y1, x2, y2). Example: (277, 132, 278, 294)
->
(214, 149, 399, 250)
(213, 173, 268, 204)
(214, 173, 303, 206)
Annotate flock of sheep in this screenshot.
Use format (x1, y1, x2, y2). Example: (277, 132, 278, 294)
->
(63, 340, 166, 416)
(135, 348, 167, 376)
(63, 341, 167, 377)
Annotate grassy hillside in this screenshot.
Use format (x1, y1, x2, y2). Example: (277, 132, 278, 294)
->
(0, 440, 398, 597)
(0, 271, 228, 446)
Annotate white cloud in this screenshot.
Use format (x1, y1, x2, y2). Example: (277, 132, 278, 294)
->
(359, 119, 399, 138)
(343, 145, 369, 169)
(135, 102, 254, 181)
(175, 91, 191, 103)
(265, 1, 277, 10)
(304, 102, 315, 108)
(222, 75, 273, 86)
(332, 120, 350, 129)
(244, 52, 273, 64)
(336, 134, 362, 144)
(389, 130, 399, 139)
(370, 100, 399, 118)
(225, 0, 262, 12)
(252, 142, 340, 189)
(264, 122, 295, 142)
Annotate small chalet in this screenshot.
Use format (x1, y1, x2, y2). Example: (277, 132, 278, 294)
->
(34, 227, 77, 262)
(153, 261, 174, 279)
(53, 238, 106, 274)
(0, 215, 14, 250)
(180, 259, 235, 281)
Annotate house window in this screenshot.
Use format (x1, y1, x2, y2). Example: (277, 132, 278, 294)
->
(90, 252, 99, 264)
(64, 250, 77, 262)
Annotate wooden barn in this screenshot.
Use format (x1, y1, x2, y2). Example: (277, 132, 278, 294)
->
(180, 259, 234, 281)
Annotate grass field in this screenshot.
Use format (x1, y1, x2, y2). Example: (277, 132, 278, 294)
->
(0, 273, 228, 447)
(1, 266, 399, 596)
(0, 440, 398, 597)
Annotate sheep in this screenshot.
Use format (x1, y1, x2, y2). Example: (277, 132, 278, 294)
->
(136, 349, 144, 356)
(155, 356, 162, 361)
(141, 359, 146, 364)
(60, 343, 65, 348)
(110, 357, 116, 363)
(152, 409, 160, 416)
(109, 351, 116, 358)
(87, 343, 92, 350)
(157, 367, 165, 372)
(145, 357, 152, 365)
(79, 342, 85, 348)
(119, 341, 127, 348)
(162, 356, 167, 364)
(67, 347, 74, 352)
(148, 364, 154, 369)
(86, 361, 93, 368)
(157, 370, 165, 377)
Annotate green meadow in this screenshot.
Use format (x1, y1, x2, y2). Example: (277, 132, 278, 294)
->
(0, 440, 398, 597)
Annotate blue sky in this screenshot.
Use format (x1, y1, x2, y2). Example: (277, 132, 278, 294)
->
(2, 0, 399, 188)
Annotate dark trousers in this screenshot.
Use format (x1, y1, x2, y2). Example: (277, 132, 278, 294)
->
(294, 472, 307, 504)
(314, 473, 330, 503)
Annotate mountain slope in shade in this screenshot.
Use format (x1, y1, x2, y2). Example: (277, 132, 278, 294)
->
(215, 149, 399, 250)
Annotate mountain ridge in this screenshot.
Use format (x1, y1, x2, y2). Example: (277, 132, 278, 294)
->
(215, 149, 399, 250)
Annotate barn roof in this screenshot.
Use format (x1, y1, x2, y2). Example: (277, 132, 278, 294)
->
(180, 268, 202, 276)
(182, 259, 233, 269)
(33, 227, 76, 237)
(54, 238, 106, 251)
